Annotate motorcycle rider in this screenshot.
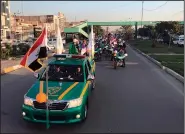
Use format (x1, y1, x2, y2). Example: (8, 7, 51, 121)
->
(116, 46, 127, 67)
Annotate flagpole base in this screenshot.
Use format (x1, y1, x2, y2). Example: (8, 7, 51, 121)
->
(46, 123, 50, 129)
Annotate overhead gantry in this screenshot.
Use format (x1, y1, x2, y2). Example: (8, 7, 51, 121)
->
(64, 21, 184, 38)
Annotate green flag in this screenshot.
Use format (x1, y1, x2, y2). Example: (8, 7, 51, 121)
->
(69, 43, 79, 54)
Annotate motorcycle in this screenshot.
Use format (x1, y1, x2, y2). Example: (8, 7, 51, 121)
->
(94, 47, 102, 61)
(113, 50, 128, 69)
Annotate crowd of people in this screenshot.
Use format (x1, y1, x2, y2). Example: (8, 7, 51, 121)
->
(68, 33, 127, 57)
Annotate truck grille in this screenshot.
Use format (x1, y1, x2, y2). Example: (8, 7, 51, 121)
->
(33, 101, 68, 110)
(34, 114, 66, 121)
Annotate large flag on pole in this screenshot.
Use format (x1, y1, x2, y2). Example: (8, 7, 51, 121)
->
(56, 21, 65, 54)
(87, 25, 95, 60)
(20, 26, 48, 72)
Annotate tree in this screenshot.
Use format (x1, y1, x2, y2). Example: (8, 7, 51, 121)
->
(120, 25, 134, 40)
(151, 27, 157, 48)
(155, 21, 181, 34)
(93, 26, 104, 36)
(138, 25, 155, 38)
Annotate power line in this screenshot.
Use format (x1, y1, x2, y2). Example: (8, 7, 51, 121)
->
(171, 10, 184, 16)
(144, 1, 168, 11)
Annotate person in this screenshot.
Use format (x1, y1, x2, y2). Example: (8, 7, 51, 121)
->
(69, 38, 79, 54)
(73, 67, 83, 80)
(118, 46, 127, 56)
(122, 40, 126, 49)
(81, 39, 88, 55)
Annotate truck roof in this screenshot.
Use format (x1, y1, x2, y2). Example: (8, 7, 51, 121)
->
(49, 56, 86, 66)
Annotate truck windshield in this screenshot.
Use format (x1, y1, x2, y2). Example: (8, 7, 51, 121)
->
(40, 64, 84, 82)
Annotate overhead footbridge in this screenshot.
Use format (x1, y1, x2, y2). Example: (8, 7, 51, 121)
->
(64, 21, 184, 38)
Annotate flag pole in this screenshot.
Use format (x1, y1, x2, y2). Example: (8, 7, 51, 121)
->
(46, 65, 50, 129)
(45, 23, 50, 129)
(91, 25, 94, 60)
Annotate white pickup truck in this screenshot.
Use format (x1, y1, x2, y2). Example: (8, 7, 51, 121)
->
(173, 35, 184, 47)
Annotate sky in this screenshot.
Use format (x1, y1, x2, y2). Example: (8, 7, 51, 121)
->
(10, 1, 184, 22)
(10, 1, 183, 30)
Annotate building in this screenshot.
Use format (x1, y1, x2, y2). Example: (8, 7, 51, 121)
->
(14, 14, 66, 37)
(10, 14, 34, 40)
(58, 12, 66, 32)
(1, 0, 11, 41)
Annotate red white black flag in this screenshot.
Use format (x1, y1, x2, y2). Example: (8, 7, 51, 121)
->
(20, 27, 48, 72)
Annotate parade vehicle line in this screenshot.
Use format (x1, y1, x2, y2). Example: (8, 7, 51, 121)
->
(1, 45, 183, 133)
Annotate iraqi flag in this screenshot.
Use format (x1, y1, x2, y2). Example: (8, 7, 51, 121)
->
(20, 27, 48, 72)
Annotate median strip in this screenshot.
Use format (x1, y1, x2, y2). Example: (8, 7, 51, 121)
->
(129, 43, 184, 84)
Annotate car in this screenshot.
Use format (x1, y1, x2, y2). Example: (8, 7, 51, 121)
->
(173, 35, 184, 47)
(177, 38, 184, 47)
(156, 38, 163, 43)
(142, 37, 149, 40)
(22, 54, 96, 124)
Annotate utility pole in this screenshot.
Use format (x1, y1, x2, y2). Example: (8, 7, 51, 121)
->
(141, 1, 144, 28)
(21, 1, 23, 41)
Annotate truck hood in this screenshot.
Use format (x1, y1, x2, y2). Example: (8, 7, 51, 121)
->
(26, 81, 85, 100)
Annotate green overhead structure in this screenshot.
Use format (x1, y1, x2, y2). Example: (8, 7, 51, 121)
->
(64, 21, 184, 38)
(64, 22, 88, 37)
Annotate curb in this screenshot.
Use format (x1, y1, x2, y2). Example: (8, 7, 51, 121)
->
(129, 44, 184, 84)
(1, 53, 55, 75)
(1, 65, 22, 75)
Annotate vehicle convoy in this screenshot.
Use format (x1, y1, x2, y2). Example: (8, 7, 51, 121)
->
(22, 54, 96, 124)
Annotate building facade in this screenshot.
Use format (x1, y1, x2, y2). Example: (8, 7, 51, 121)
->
(14, 14, 66, 37)
(1, 0, 11, 40)
(58, 12, 66, 32)
(10, 12, 67, 39)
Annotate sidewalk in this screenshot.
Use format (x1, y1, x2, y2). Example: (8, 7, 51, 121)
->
(1, 45, 69, 75)
(148, 53, 184, 55)
(1, 58, 22, 74)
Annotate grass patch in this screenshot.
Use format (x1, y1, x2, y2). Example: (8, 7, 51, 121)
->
(150, 55, 184, 76)
(129, 39, 184, 54)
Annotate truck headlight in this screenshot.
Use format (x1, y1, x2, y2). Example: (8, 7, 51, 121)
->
(24, 96, 34, 107)
(68, 98, 83, 108)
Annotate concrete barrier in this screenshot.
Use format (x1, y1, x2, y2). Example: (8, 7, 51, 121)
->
(129, 44, 184, 84)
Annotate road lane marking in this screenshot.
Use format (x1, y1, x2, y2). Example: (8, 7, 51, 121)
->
(80, 81, 90, 98)
(58, 82, 79, 100)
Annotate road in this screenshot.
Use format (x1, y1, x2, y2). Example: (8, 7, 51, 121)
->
(1, 45, 184, 133)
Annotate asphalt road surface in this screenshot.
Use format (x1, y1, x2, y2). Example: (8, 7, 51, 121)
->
(1, 45, 184, 133)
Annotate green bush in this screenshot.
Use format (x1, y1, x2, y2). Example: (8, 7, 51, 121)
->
(1, 44, 12, 59)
